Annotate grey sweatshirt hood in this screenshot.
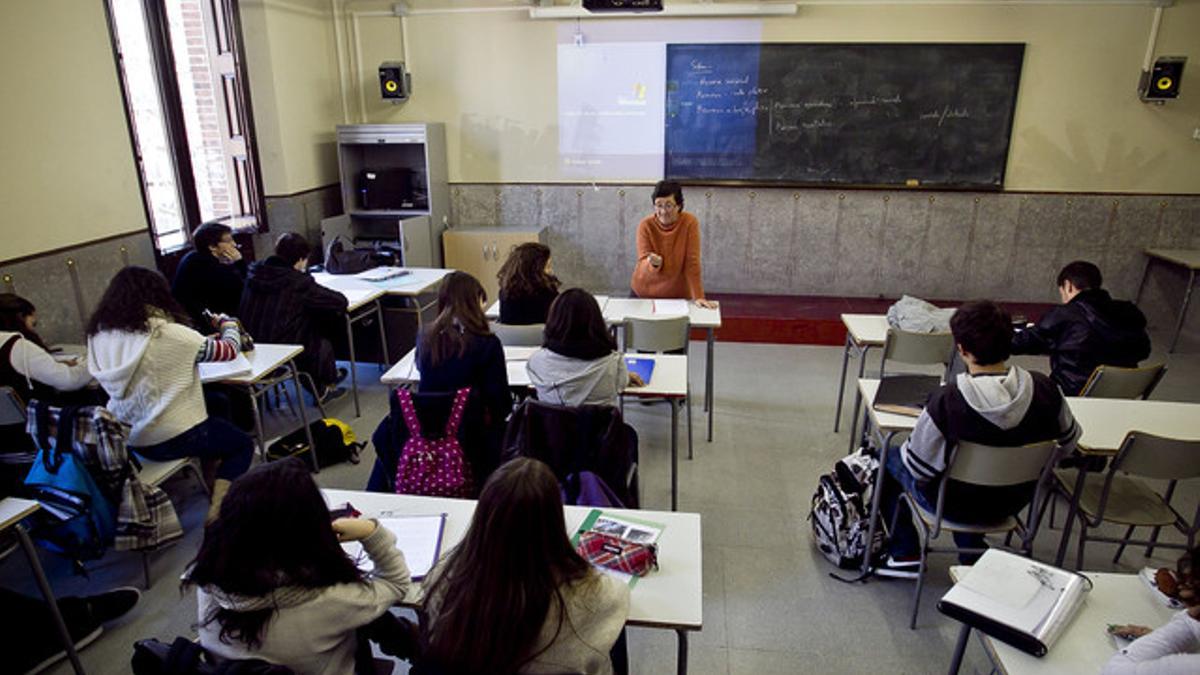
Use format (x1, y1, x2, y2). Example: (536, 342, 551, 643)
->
(954, 366, 1034, 430)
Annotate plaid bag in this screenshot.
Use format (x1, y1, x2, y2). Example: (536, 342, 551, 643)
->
(576, 530, 658, 577)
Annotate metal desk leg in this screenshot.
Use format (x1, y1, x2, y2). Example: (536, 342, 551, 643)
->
(834, 335, 853, 432)
(18, 523, 86, 674)
(1054, 466, 1089, 568)
(845, 347, 871, 454)
(1134, 258, 1153, 305)
(1168, 269, 1196, 353)
(288, 362, 319, 473)
(375, 299, 390, 369)
(706, 328, 714, 442)
(947, 624, 971, 675)
(860, 431, 897, 576)
(676, 628, 689, 675)
(247, 385, 267, 460)
(671, 399, 679, 511)
(344, 313, 360, 418)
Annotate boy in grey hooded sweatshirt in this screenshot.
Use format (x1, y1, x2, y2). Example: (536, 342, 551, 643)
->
(877, 301, 1080, 574)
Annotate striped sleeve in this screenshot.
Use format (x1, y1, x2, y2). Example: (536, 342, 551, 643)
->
(900, 410, 949, 483)
(196, 320, 242, 363)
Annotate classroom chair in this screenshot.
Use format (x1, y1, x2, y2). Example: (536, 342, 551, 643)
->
(623, 315, 692, 460)
(503, 399, 640, 508)
(890, 439, 1059, 629)
(132, 455, 209, 588)
(490, 321, 545, 347)
(850, 328, 955, 453)
(1057, 432, 1200, 570)
(1078, 363, 1167, 400)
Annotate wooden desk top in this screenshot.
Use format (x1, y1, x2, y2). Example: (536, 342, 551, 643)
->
(313, 267, 452, 297)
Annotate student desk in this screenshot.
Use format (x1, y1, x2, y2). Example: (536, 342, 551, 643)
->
(487, 296, 721, 444)
(382, 349, 692, 511)
(0, 498, 85, 674)
(321, 286, 386, 418)
(321, 489, 703, 675)
(834, 314, 890, 434)
(200, 344, 319, 469)
(1051, 397, 1200, 568)
(1136, 248, 1200, 352)
(854, 381, 1200, 574)
(944, 568, 1177, 675)
(603, 298, 721, 444)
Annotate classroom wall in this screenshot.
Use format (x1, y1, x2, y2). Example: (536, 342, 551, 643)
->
(0, 1, 149, 262)
(347, 3, 1200, 193)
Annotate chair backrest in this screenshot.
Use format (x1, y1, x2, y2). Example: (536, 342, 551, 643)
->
(1079, 363, 1167, 400)
(946, 439, 1059, 487)
(490, 321, 545, 347)
(624, 316, 689, 354)
(880, 328, 954, 376)
(1113, 432, 1200, 481)
(0, 387, 25, 426)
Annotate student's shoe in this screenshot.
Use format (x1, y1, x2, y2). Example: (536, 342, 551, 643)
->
(24, 624, 103, 675)
(319, 386, 348, 405)
(84, 586, 141, 624)
(335, 367, 349, 384)
(874, 555, 921, 580)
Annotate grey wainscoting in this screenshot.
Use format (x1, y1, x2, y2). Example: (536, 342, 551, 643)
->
(0, 231, 157, 345)
(449, 185, 1200, 334)
(254, 185, 343, 258)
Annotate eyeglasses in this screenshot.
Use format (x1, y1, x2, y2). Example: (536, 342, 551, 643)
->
(653, 201, 679, 211)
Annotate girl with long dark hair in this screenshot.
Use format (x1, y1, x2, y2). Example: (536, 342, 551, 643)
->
(421, 457, 629, 675)
(527, 289, 643, 407)
(0, 293, 94, 404)
(86, 266, 253, 520)
(187, 458, 413, 674)
(497, 243, 560, 325)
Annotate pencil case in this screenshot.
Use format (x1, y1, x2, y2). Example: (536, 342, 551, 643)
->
(576, 530, 658, 577)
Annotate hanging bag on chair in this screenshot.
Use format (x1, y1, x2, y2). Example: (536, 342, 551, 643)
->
(394, 387, 473, 498)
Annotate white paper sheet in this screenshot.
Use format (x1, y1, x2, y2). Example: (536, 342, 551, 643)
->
(341, 514, 447, 580)
(198, 353, 252, 382)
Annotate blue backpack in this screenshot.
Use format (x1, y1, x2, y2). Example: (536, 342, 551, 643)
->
(23, 405, 118, 563)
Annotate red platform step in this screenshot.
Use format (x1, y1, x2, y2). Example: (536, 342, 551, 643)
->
(693, 294, 1055, 346)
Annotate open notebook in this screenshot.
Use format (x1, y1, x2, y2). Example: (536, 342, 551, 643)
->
(872, 375, 942, 417)
(938, 549, 1092, 657)
(340, 514, 447, 581)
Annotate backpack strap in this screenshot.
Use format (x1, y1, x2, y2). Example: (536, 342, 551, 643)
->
(442, 387, 471, 437)
(395, 388, 422, 438)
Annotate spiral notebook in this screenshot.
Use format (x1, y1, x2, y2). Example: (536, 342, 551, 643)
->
(938, 549, 1092, 657)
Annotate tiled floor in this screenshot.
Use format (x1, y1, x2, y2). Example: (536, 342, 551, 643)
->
(6, 332, 1198, 675)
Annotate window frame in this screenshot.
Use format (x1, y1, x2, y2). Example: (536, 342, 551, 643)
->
(102, 0, 268, 259)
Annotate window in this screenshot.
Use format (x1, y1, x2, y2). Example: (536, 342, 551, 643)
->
(104, 0, 265, 254)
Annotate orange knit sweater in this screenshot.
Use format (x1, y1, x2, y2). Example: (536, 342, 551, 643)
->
(630, 212, 705, 300)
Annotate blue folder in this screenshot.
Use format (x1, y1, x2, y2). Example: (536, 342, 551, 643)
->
(625, 357, 655, 384)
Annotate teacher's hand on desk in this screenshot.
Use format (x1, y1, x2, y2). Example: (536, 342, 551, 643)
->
(694, 298, 718, 310)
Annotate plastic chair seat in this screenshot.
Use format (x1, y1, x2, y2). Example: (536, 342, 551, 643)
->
(1056, 468, 1177, 526)
(909, 498, 1019, 534)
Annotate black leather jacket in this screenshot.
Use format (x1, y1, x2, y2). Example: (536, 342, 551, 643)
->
(1011, 288, 1151, 395)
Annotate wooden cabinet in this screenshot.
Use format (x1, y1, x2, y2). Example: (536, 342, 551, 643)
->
(443, 226, 546, 301)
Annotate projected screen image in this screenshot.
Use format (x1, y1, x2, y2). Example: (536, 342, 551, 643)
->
(555, 20, 762, 181)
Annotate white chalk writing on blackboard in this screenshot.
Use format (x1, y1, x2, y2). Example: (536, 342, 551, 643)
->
(920, 105, 971, 126)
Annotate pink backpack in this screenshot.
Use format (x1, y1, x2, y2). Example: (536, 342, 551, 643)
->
(394, 387, 474, 498)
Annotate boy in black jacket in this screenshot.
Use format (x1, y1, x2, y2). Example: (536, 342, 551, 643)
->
(239, 233, 349, 401)
(876, 301, 1081, 577)
(1012, 260, 1151, 395)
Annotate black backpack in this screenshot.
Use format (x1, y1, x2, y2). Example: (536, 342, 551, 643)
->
(267, 418, 363, 471)
(323, 236, 397, 274)
(132, 637, 294, 675)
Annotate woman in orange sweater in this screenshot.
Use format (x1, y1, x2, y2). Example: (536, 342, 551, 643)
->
(630, 181, 717, 309)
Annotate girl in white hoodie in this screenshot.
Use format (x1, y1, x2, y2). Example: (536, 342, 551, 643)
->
(86, 267, 253, 519)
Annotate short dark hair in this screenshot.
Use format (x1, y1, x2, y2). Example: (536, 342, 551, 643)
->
(652, 181, 684, 208)
(274, 232, 311, 266)
(1057, 261, 1102, 291)
(193, 221, 232, 252)
(950, 300, 1013, 366)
